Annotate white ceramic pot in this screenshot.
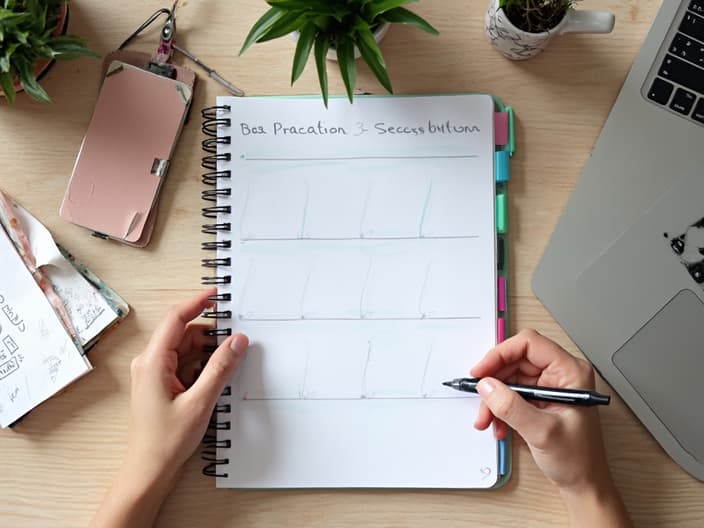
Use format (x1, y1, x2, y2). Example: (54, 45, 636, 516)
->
(484, 0, 615, 60)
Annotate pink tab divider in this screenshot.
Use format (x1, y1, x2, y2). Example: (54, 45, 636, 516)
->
(497, 317, 506, 343)
(494, 112, 509, 146)
(498, 276, 506, 312)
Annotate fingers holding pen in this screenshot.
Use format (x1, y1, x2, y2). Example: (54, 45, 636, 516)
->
(475, 377, 559, 448)
(472, 329, 566, 376)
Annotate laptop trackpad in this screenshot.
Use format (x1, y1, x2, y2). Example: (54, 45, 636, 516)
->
(613, 289, 704, 463)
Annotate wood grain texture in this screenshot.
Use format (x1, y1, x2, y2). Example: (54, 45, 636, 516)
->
(0, 0, 702, 526)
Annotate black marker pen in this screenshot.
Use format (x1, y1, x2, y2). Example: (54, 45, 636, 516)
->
(442, 378, 610, 406)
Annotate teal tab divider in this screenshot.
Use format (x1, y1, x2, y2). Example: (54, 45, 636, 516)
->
(495, 150, 510, 183)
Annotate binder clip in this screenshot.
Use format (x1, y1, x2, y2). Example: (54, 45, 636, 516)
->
(115, 0, 244, 95)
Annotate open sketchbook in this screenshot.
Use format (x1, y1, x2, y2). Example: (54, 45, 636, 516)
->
(200, 94, 514, 488)
(0, 191, 128, 427)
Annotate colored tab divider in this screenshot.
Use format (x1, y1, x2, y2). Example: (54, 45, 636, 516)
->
(498, 438, 507, 475)
(496, 193, 507, 233)
(495, 150, 510, 183)
(497, 317, 506, 343)
(498, 276, 506, 312)
(494, 112, 509, 146)
(497, 237, 505, 271)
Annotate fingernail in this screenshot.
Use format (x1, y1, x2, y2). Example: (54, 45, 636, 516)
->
(230, 334, 248, 354)
(477, 378, 496, 397)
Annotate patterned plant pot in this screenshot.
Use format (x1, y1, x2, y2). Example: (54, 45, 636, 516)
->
(484, 0, 614, 60)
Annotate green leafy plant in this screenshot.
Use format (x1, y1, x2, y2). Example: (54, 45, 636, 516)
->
(0, 0, 98, 104)
(499, 0, 579, 33)
(241, 0, 438, 106)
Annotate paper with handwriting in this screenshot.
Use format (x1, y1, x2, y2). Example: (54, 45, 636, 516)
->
(213, 95, 500, 488)
(10, 203, 118, 346)
(0, 227, 91, 427)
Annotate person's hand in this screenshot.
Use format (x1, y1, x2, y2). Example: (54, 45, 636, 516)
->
(91, 289, 248, 528)
(471, 329, 631, 527)
(471, 329, 604, 490)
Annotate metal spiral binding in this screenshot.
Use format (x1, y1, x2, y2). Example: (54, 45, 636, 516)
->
(200, 105, 234, 479)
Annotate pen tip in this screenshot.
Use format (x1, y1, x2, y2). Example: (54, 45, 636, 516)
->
(442, 381, 452, 387)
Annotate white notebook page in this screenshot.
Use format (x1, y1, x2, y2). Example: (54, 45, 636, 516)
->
(10, 202, 118, 347)
(213, 94, 498, 488)
(0, 226, 92, 427)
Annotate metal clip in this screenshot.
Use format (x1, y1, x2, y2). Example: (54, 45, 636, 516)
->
(156, 1, 178, 63)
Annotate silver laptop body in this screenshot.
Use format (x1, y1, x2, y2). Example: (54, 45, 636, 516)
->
(533, 0, 704, 480)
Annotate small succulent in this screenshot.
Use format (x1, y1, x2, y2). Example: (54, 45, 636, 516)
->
(0, 0, 98, 104)
(499, 0, 579, 33)
(241, 0, 439, 106)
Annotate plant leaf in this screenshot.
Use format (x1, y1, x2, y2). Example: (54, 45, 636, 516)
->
(0, 10, 28, 22)
(255, 10, 307, 43)
(291, 22, 316, 85)
(47, 35, 100, 60)
(365, 0, 417, 20)
(13, 29, 27, 44)
(335, 34, 356, 104)
(311, 15, 332, 32)
(0, 70, 15, 104)
(15, 57, 50, 103)
(0, 41, 18, 71)
(378, 6, 439, 35)
(314, 33, 329, 107)
(355, 24, 392, 93)
(239, 7, 286, 54)
(267, 0, 340, 14)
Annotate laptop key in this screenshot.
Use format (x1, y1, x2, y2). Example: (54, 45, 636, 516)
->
(669, 33, 704, 67)
(689, 1, 704, 16)
(647, 77, 674, 104)
(659, 55, 704, 95)
(670, 87, 697, 114)
(680, 11, 704, 42)
(693, 98, 704, 123)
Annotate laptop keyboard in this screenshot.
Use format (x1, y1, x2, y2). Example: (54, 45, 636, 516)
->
(647, 1, 704, 124)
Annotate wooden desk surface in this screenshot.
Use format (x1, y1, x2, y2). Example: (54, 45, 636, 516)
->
(1, 0, 702, 526)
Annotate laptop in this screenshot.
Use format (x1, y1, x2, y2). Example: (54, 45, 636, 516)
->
(532, 0, 704, 481)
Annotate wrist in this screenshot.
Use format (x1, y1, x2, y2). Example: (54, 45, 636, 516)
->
(118, 456, 181, 501)
(111, 462, 179, 522)
(559, 479, 631, 528)
(90, 463, 180, 528)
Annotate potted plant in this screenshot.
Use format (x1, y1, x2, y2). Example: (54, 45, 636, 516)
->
(0, 0, 98, 104)
(240, 0, 439, 106)
(485, 0, 614, 60)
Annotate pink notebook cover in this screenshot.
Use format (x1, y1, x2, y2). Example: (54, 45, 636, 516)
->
(60, 61, 192, 246)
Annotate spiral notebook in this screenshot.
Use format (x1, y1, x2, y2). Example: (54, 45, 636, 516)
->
(200, 94, 514, 488)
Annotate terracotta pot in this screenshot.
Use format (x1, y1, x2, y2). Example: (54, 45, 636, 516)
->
(1, 3, 70, 96)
